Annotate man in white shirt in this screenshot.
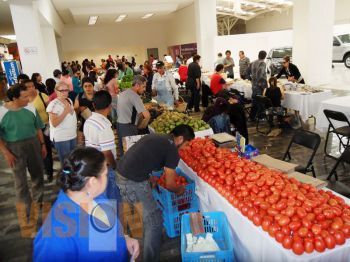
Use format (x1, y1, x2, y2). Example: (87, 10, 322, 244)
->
(84, 90, 119, 200)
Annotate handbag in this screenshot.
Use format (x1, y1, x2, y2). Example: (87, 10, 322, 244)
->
(175, 96, 187, 113)
(80, 107, 92, 120)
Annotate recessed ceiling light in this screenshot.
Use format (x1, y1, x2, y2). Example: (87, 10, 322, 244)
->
(88, 16, 98, 25)
(115, 14, 127, 22)
(142, 13, 154, 19)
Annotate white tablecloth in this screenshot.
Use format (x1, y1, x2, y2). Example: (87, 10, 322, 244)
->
(315, 95, 350, 132)
(228, 81, 253, 99)
(178, 159, 350, 262)
(281, 90, 333, 122)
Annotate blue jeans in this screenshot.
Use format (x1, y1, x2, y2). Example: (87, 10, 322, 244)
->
(54, 138, 77, 164)
(106, 168, 121, 201)
(116, 174, 163, 262)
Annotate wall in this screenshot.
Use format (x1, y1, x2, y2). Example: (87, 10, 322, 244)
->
(245, 0, 350, 33)
(215, 30, 293, 67)
(61, 21, 169, 65)
(60, 4, 196, 64)
(246, 9, 293, 33)
(166, 3, 196, 46)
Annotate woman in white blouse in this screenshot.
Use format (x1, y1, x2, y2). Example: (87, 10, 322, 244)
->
(152, 61, 179, 110)
(46, 82, 77, 165)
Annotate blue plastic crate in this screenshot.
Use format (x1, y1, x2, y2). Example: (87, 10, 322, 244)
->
(163, 206, 199, 238)
(151, 167, 198, 214)
(181, 212, 235, 262)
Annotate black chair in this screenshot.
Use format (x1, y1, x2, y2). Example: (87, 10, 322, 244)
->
(326, 147, 350, 197)
(323, 109, 350, 159)
(283, 129, 321, 178)
(327, 146, 350, 181)
(255, 95, 273, 134)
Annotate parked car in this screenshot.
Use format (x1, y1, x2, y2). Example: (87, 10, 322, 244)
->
(333, 34, 350, 68)
(266, 47, 292, 76)
(267, 34, 350, 75)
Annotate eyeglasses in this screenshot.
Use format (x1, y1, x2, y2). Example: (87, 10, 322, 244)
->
(56, 89, 70, 93)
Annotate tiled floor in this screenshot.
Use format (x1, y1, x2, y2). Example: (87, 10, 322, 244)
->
(1, 90, 350, 262)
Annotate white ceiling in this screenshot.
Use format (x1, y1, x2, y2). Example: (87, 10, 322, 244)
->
(51, 0, 194, 25)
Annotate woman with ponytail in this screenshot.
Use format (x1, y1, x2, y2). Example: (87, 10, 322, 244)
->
(33, 147, 139, 262)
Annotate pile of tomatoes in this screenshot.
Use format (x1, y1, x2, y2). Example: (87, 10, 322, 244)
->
(156, 173, 188, 189)
(179, 138, 350, 255)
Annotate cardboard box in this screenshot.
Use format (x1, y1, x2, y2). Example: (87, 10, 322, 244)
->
(252, 154, 297, 173)
(122, 134, 146, 152)
(287, 172, 328, 189)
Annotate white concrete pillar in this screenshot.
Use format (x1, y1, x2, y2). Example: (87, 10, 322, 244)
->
(41, 26, 60, 78)
(194, 0, 217, 70)
(292, 0, 335, 86)
(9, 1, 60, 80)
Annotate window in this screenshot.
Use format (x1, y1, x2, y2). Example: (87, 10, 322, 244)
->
(333, 37, 341, 46)
(338, 34, 350, 44)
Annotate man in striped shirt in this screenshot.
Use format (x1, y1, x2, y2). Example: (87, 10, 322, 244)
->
(84, 90, 119, 200)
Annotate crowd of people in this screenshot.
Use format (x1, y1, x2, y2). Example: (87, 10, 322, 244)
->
(0, 50, 305, 261)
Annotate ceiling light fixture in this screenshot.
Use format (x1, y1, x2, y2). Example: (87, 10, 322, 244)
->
(88, 16, 98, 25)
(142, 13, 154, 19)
(115, 14, 127, 22)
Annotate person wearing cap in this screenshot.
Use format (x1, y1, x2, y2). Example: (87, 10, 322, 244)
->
(53, 69, 62, 83)
(152, 61, 179, 110)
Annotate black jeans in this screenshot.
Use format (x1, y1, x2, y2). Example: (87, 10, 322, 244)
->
(43, 131, 53, 176)
(187, 84, 200, 112)
(201, 83, 212, 108)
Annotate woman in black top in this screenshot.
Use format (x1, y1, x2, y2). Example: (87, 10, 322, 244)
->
(143, 64, 153, 100)
(276, 56, 305, 84)
(31, 73, 48, 94)
(186, 54, 201, 112)
(264, 77, 284, 127)
(74, 77, 95, 145)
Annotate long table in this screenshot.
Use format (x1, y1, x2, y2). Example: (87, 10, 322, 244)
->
(178, 160, 350, 262)
(281, 90, 333, 122)
(316, 95, 350, 132)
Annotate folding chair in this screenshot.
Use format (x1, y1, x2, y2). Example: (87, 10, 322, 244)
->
(327, 146, 350, 181)
(255, 95, 273, 135)
(323, 109, 350, 159)
(283, 129, 321, 178)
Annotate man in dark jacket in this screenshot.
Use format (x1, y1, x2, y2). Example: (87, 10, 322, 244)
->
(276, 55, 305, 84)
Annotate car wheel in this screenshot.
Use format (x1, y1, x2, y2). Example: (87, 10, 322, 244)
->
(345, 54, 350, 68)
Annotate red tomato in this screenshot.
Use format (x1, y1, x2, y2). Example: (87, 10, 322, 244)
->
(296, 207, 307, 218)
(311, 224, 322, 235)
(275, 231, 285, 243)
(334, 230, 346, 245)
(285, 206, 295, 217)
(282, 236, 293, 249)
(323, 209, 335, 219)
(289, 221, 302, 232)
(253, 214, 262, 226)
(324, 234, 336, 249)
(304, 238, 314, 253)
(314, 238, 326, 252)
(292, 239, 305, 255)
(341, 224, 350, 238)
(302, 219, 312, 229)
(278, 215, 291, 227)
(268, 223, 280, 238)
(262, 217, 273, 232)
(298, 227, 309, 238)
(331, 217, 344, 230)
(281, 225, 291, 236)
